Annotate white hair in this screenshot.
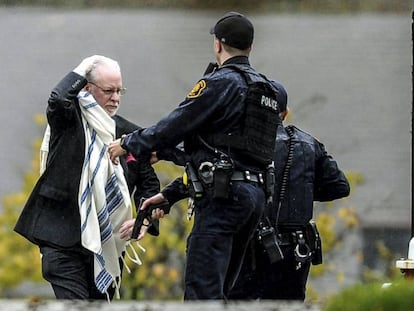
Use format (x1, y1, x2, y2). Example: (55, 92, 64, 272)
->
(87, 55, 121, 82)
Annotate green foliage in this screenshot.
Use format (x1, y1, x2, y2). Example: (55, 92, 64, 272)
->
(361, 240, 402, 284)
(0, 192, 45, 295)
(307, 170, 364, 301)
(0, 115, 47, 297)
(324, 280, 414, 311)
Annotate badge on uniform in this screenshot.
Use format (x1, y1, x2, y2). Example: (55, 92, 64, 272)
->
(187, 80, 206, 98)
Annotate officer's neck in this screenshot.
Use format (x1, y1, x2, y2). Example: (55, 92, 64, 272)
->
(221, 55, 250, 67)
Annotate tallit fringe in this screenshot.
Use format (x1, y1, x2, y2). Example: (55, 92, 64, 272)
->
(105, 278, 121, 303)
(123, 241, 146, 272)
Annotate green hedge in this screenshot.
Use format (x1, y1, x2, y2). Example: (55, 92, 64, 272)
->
(324, 280, 414, 311)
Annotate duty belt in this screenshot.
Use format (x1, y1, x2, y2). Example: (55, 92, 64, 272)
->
(277, 232, 297, 245)
(231, 170, 264, 184)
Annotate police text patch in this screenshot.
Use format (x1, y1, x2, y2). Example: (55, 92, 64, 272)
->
(261, 95, 279, 112)
(187, 80, 206, 98)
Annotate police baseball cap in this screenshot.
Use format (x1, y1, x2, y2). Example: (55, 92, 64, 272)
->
(275, 81, 288, 113)
(210, 12, 254, 50)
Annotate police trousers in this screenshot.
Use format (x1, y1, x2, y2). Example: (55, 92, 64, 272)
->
(184, 181, 265, 300)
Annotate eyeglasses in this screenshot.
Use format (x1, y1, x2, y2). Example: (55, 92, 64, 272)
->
(88, 82, 127, 96)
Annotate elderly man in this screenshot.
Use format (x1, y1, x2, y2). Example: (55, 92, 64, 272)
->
(15, 55, 160, 300)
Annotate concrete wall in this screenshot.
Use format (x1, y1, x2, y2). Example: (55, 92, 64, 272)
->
(0, 300, 321, 311)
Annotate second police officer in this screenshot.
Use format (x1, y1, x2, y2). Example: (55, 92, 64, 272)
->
(109, 12, 287, 300)
(229, 102, 351, 301)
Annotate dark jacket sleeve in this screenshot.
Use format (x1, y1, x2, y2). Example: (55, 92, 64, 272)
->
(114, 115, 161, 236)
(47, 72, 87, 130)
(161, 177, 189, 206)
(313, 140, 350, 202)
(114, 115, 161, 201)
(126, 155, 161, 237)
(156, 143, 190, 167)
(127, 154, 160, 202)
(14, 71, 87, 248)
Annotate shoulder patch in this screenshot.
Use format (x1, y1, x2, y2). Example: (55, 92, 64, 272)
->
(187, 80, 206, 99)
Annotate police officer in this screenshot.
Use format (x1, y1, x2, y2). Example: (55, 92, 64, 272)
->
(228, 103, 351, 301)
(109, 12, 286, 300)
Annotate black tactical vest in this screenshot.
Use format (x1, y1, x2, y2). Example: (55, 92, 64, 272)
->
(205, 65, 281, 167)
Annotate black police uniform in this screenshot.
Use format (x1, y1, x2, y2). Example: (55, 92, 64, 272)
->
(120, 56, 284, 300)
(229, 124, 350, 301)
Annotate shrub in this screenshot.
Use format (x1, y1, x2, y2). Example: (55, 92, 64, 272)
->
(324, 280, 414, 311)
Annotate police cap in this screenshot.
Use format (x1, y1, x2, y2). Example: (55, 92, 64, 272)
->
(210, 12, 254, 50)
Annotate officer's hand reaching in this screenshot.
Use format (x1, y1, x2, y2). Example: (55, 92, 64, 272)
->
(141, 193, 166, 219)
(108, 138, 126, 164)
(150, 152, 159, 164)
(119, 194, 165, 241)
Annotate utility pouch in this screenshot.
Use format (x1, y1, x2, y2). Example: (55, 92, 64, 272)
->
(185, 162, 204, 200)
(257, 222, 284, 264)
(307, 220, 323, 265)
(211, 158, 233, 199)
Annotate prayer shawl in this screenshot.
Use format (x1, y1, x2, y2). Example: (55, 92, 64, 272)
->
(40, 92, 132, 298)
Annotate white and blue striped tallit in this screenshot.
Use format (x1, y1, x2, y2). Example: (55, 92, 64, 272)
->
(78, 91, 132, 299)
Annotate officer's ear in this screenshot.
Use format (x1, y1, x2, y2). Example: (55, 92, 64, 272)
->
(214, 37, 222, 54)
(280, 108, 289, 121)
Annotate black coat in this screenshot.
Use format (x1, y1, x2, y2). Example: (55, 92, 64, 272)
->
(14, 72, 160, 247)
(114, 114, 161, 208)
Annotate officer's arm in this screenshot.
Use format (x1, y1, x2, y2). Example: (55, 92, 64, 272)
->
(156, 143, 190, 167)
(121, 77, 230, 156)
(314, 140, 350, 201)
(161, 177, 189, 206)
